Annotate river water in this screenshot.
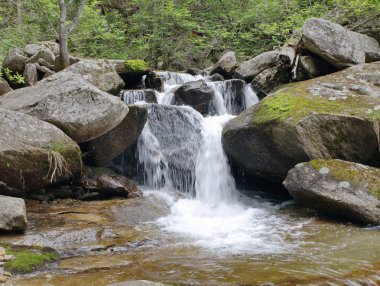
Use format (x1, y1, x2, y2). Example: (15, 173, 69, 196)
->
(11, 72, 380, 286)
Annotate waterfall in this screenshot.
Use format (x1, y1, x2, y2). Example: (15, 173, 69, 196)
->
(207, 80, 259, 115)
(115, 70, 303, 255)
(121, 90, 148, 104)
(136, 104, 204, 195)
(195, 115, 237, 204)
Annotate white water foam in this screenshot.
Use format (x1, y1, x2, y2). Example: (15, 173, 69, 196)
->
(155, 114, 304, 254)
(124, 70, 303, 255)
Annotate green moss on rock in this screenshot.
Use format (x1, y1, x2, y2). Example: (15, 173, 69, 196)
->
(119, 59, 149, 73)
(1, 243, 59, 273)
(48, 141, 82, 165)
(309, 159, 380, 199)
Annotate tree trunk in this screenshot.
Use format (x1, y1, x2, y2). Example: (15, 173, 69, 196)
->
(59, 31, 70, 70)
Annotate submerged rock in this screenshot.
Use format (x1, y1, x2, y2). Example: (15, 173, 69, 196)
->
(222, 62, 380, 183)
(81, 105, 148, 167)
(0, 195, 27, 232)
(80, 166, 142, 199)
(0, 72, 129, 143)
(302, 18, 380, 69)
(283, 159, 380, 225)
(0, 108, 82, 196)
(107, 281, 170, 286)
(173, 79, 214, 115)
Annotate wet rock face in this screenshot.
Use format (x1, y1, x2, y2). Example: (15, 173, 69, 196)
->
(0, 195, 27, 232)
(222, 62, 380, 183)
(283, 160, 380, 225)
(302, 18, 380, 69)
(173, 79, 214, 115)
(0, 72, 129, 143)
(145, 71, 164, 92)
(80, 166, 142, 199)
(0, 108, 82, 196)
(81, 105, 148, 167)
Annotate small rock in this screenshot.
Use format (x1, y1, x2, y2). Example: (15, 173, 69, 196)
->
(0, 248, 5, 256)
(3, 255, 15, 262)
(319, 167, 330, 174)
(3, 272, 11, 278)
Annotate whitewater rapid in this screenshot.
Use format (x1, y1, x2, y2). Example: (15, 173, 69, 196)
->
(121, 72, 305, 254)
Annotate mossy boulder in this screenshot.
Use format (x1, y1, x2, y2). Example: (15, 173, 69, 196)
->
(283, 159, 380, 225)
(222, 62, 380, 183)
(0, 108, 82, 197)
(1, 243, 59, 273)
(115, 59, 150, 89)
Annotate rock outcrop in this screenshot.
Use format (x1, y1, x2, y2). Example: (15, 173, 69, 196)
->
(173, 80, 214, 115)
(0, 108, 82, 197)
(302, 18, 380, 69)
(223, 62, 380, 183)
(81, 105, 148, 167)
(209, 51, 237, 78)
(235, 47, 295, 83)
(0, 72, 129, 143)
(283, 159, 380, 225)
(0, 79, 12, 96)
(80, 167, 142, 199)
(0, 195, 27, 232)
(61, 59, 125, 95)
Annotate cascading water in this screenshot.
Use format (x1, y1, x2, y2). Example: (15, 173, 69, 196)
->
(119, 71, 304, 254)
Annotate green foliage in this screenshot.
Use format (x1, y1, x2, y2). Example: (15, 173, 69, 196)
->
(1, 243, 59, 273)
(0, 68, 25, 84)
(0, 0, 378, 68)
(121, 59, 149, 73)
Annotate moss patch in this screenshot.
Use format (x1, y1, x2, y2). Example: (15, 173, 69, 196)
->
(0, 243, 59, 273)
(48, 141, 81, 165)
(252, 80, 380, 126)
(120, 59, 149, 73)
(309, 159, 380, 199)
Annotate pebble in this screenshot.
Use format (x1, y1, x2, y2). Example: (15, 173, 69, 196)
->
(2, 256, 15, 262)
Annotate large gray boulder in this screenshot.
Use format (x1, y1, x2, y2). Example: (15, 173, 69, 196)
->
(222, 62, 380, 183)
(235, 47, 295, 82)
(173, 80, 214, 115)
(61, 59, 125, 95)
(293, 55, 334, 82)
(302, 18, 380, 70)
(209, 51, 237, 78)
(0, 79, 12, 96)
(283, 160, 380, 225)
(24, 42, 59, 57)
(0, 195, 27, 232)
(3, 47, 28, 74)
(0, 72, 129, 143)
(0, 108, 82, 196)
(81, 105, 148, 167)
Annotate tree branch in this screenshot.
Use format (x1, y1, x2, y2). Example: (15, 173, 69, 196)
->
(68, 0, 85, 35)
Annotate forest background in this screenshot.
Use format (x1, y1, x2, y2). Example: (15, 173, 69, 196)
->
(0, 0, 379, 70)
